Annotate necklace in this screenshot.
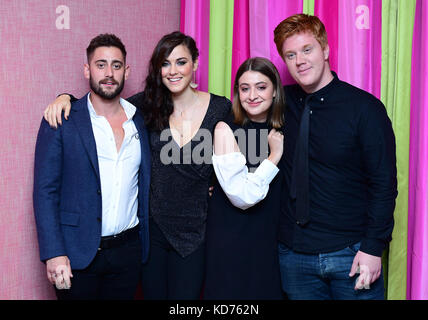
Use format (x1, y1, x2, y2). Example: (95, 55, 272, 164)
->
(170, 92, 200, 143)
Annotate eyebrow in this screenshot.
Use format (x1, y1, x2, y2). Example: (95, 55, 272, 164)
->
(239, 81, 267, 86)
(164, 56, 188, 62)
(94, 59, 123, 65)
(284, 44, 313, 53)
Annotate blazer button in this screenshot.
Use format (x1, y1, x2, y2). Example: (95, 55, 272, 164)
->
(97, 217, 101, 222)
(97, 189, 101, 195)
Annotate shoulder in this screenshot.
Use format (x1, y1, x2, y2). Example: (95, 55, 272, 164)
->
(336, 80, 377, 102)
(215, 120, 232, 132)
(126, 91, 145, 109)
(334, 82, 391, 130)
(214, 121, 236, 141)
(208, 93, 232, 120)
(71, 93, 89, 109)
(213, 121, 237, 153)
(338, 81, 387, 114)
(209, 93, 232, 110)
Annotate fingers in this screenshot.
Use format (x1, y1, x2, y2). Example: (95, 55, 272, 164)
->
(56, 104, 63, 126)
(268, 129, 284, 138)
(44, 104, 58, 129)
(54, 265, 72, 290)
(46, 258, 72, 290)
(355, 272, 371, 290)
(47, 270, 57, 285)
(268, 129, 284, 147)
(353, 265, 372, 290)
(348, 257, 359, 277)
(43, 106, 50, 122)
(44, 98, 71, 128)
(64, 104, 71, 120)
(373, 269, 381, 283)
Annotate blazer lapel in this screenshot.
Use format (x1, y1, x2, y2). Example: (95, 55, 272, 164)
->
(70, 94, 101, 183)
(133, 110, 150, 174)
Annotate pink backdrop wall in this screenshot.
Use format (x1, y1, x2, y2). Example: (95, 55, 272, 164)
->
(0, 0, 180, 299)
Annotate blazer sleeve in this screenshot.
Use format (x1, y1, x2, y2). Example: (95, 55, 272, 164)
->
(33, 118, 67, 262)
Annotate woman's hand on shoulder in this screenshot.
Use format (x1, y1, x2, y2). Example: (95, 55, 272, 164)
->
(44, 94, 72, 128)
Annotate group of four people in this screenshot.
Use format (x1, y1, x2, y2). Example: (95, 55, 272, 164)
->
(33, 13, 397, 300)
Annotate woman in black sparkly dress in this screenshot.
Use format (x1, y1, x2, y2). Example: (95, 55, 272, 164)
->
(138, 32, 231, 299)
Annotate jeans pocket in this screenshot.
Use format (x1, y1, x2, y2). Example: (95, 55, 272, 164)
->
(278, 242, 291, 254)
(347, 241, 362, 255)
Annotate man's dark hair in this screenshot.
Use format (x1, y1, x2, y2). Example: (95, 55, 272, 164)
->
(86, 33, 127, 62)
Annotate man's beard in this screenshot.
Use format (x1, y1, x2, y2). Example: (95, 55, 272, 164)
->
(89, 75, 125, 100)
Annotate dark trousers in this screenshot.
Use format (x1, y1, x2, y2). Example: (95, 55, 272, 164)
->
(56, 228, 142, 300)
(141, 219, 205, 300)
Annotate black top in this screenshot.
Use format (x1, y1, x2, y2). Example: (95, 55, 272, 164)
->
(147, 94, 231, 258)
(278, 72, 397, 257)
(204, 117, 283, 300)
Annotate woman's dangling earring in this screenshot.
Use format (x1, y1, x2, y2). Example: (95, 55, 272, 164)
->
(190, 71, 198, 89)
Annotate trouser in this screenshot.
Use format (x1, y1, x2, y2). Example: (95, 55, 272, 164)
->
(278, 241, 385, 300)
(141, 219, 205, 300)
(55, 226, 142, 300)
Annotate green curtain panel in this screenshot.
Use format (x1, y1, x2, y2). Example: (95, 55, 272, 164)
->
(381, 0, 416, 300)
(303, 0, 315, 15)
(208, 0, 234, 99)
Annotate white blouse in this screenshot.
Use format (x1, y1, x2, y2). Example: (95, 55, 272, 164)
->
(212, 152, 279, 210)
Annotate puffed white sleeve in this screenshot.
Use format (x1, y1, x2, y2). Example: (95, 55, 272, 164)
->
(212, 152, 279, 210)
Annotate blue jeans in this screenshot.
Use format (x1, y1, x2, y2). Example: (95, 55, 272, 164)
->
(278, 242, 385, 300)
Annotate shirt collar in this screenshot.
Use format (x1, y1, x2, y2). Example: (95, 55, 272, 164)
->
(311, 71, 339, 99)
(291, 71, 340, 105)
(87, 93, 137, 120)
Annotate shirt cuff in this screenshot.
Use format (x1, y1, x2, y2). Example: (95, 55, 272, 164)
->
(256, 159, 280, 184)
(359, 238, 386, 257)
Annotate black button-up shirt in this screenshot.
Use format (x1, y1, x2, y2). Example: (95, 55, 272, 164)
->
(279, 72, 397, 257)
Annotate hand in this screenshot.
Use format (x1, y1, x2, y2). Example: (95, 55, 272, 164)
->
(267, 129, 284, 165)
(43, 94, 71, 128)
(349, 250, 382, 290)
(46, 256, 73, 290)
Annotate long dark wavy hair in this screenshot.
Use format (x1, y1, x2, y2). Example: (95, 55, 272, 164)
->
(142, 31, 199, 131)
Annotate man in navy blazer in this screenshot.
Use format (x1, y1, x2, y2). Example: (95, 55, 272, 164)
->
(33, 34, 150, 300)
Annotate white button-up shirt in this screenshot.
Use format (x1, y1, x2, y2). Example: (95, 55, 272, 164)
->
(212, 152, 279, 210)
(87, 94, 141, 236)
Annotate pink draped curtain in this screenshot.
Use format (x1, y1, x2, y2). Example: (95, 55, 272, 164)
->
(316, 0, 382, 97)
(230, 0, 303, 96)
(230, 0, 381, 97)
(408, 0, 428, 300)
(180, 0, 210, 92)
(181, 0, 427, 299)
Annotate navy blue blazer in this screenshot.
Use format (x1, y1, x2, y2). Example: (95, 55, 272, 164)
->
(33, 94, 151, 270)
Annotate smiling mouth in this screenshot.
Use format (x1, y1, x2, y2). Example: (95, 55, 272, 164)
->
(247, 101, 262, 107)
(100, 80, 118, 86)
(298, 67, 311, 74)
(168, 77, 182, 83)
